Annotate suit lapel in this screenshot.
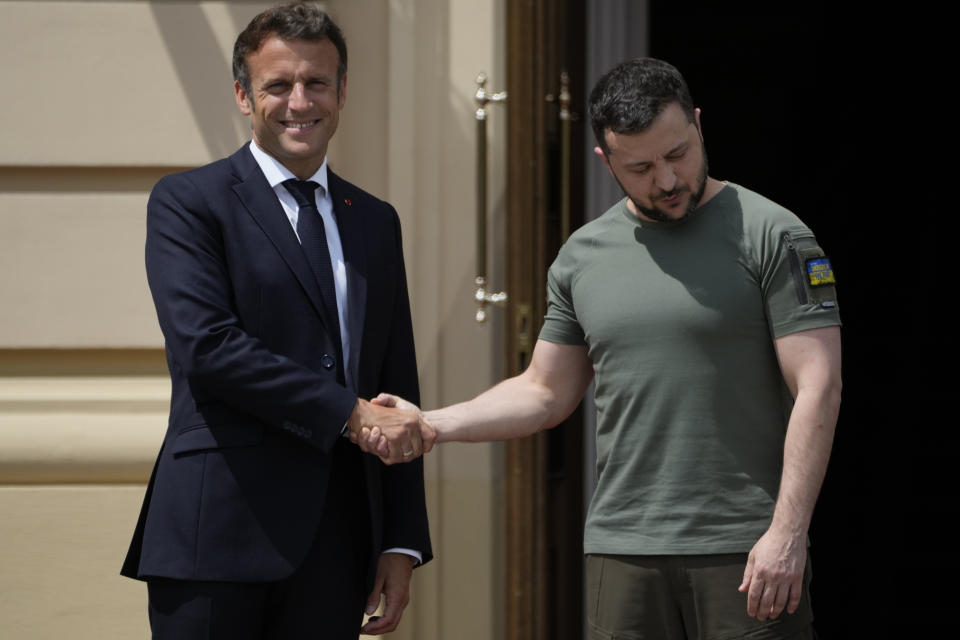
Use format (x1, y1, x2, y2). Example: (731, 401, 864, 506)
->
(328, 170, 368, 390)
(228, 147, 332, 334)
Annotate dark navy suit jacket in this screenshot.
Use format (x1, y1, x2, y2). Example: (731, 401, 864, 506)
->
(121, 145, 431, 589)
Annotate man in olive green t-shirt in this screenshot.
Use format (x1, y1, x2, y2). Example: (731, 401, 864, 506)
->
(358, 58, 841, 640)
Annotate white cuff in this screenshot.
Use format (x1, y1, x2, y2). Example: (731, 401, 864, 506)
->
(383, 547, 422, 565)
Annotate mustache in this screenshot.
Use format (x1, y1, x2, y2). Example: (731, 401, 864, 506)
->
(654, 185, 689, 201)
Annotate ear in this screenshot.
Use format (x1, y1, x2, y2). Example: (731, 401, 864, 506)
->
(235, 80, 253, 116)
(337, 73, 348, 110)
(694, 107, 703, 136)
(593, 145, 614, 177)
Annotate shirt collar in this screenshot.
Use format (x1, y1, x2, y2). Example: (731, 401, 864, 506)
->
(247, 141, 329, 194)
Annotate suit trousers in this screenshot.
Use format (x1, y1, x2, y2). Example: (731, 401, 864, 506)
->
(147, 440, 372, 639)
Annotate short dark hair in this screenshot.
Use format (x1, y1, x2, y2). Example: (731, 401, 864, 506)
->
(588, 58, 696, 154)
(232, 2, 348, 99)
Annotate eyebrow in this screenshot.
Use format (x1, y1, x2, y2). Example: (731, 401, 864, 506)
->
(666, 141, 688, 155)
(259, 73, 333, 87)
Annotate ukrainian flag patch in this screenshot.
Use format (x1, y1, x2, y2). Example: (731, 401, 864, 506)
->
(805, 257, 836, 287)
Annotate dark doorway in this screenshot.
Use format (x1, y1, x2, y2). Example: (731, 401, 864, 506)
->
(649, 2, 953, 638)
(503, 2, 587, 640)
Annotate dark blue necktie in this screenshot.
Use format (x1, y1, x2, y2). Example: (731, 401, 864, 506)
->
(283, 179, 344, 380)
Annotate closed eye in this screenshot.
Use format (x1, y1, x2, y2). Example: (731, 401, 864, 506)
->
(666, 144, 688, 160)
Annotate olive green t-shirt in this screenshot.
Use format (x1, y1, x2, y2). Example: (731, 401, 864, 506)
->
(540, 183, 840, 555)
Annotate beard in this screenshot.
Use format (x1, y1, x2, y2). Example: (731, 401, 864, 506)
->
(618, 148, 709, 223)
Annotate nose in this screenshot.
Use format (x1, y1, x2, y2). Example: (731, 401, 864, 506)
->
(289, 83, 310, 111)
(654, 163, 677, 192)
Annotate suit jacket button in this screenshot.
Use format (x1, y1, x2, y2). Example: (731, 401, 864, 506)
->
(321, 354, 335, 370)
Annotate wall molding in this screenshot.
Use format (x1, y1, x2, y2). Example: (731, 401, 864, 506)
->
(0, 376, 168, 484)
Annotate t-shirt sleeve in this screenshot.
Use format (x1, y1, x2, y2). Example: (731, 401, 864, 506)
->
(538, 248, 586, 345)
(759, 219, 842, 338)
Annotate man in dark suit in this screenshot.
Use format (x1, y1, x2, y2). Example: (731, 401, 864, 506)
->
(121, 4, 432, 637)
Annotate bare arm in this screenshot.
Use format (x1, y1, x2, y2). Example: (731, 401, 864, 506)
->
(740, 325, 842, 620)
(426, 340, 594, 443)
(360, 340, 593, 461)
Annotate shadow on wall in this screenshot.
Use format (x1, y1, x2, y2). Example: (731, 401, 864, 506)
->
(149, 1, 268, 160)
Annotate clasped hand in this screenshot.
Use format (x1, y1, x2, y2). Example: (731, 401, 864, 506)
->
(347, 395, 435, 464)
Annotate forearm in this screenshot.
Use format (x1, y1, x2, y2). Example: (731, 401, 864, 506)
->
(741, 327, 841, 618)
(358, 341, 592, 453)
(769, 382, 841, 537)
(424, 373, 571, 443)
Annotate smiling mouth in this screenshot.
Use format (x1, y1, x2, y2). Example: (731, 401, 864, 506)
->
(283, 120, 320, 130)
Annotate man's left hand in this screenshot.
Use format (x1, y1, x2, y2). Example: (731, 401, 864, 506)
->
(359, 552, 416, 635)
(738, 527, 806, 621)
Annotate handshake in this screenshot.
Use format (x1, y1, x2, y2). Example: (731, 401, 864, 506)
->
(346, 393, 434, 465)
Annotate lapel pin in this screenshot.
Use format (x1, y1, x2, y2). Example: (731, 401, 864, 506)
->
(344, 198, 352, 206)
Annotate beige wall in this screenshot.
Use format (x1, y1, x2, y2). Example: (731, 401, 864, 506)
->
(0, 1, 507, 638)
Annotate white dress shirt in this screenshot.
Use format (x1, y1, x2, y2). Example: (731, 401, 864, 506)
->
(247, 141, 421, 566)
(248, 141, 351, 383)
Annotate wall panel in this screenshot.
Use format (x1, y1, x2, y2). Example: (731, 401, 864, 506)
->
(0, 184, 162, 347)
(0, 0, 271, 166)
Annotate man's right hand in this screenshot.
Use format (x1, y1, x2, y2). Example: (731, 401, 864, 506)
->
(348, 393, 437, 464)
(347, 397, 434, 464)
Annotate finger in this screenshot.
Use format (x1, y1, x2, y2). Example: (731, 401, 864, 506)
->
(381, 427, 399, 461)
(396, 426, 417, 461)
(361, 595, 405, 635)
(353, 427, 372, 451)
(769, 581, 790, 619)
(364, 604, 400, 634)
(738, 556, 754, 593)
(756, 582, 779, 621)
(373, 392, 398, 407)
(365, 580, 383, 616)
(366, 583, 407, 634)
(407, 434, 421, 460)
(361, 614, 395, 635)
(746, 578, 764, 618)
(398, 439, 421, 463)
(359, 427, 376, 450)
(359, 615, 381, 634)
(364, 427, 385, 457)
(786, 576, 803, 614)
(354, 434, 370, 454)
